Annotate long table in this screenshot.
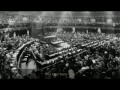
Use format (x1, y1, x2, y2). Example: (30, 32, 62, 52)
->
(37, 38, 111, 67)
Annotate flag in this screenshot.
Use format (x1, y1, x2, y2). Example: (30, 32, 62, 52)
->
(27, 30, 29, 36)
(86, 30, 88, 34)
(13, 32, 16, 38)
(98, 28, 101, 33)
(72, 27, 75, 33)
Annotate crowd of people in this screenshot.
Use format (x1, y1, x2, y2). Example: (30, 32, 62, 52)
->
(2, 13, 120, 79)
(17, 31, 120, 79)
(35, 16, 120, 29)
(0, 31, 37, 79)
(1, 25, 120, 79)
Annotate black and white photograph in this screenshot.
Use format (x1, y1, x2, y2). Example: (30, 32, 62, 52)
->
(0, 11, 120, 79)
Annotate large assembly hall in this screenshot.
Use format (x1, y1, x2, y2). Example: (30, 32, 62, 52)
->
(0, 11, 120, 79)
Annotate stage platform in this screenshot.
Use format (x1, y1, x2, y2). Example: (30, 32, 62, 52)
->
(43, 35, 71, 51)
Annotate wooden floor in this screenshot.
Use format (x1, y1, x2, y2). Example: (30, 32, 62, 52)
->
(20, 59, 37, 76)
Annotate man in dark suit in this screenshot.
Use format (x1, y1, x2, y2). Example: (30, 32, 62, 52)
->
(7, 43, 12, 50)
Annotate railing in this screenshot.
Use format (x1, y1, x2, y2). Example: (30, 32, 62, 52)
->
(11, 40, 35, 70)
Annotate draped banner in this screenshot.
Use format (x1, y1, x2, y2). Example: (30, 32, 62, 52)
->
(13, 32, 16, 38)
(72, 27, 75, 33)
(98, 28, 101, 33)
(27, 30, 29, 36)
(86, 30, 88, 34)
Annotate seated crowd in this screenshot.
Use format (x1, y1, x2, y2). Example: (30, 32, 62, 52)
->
(1, 26, 120, 79)
(0, 31, 36, 79)
(16, 31, 120, 79)
(1, 14, 120, 79)
(25, 37, 120, 79)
